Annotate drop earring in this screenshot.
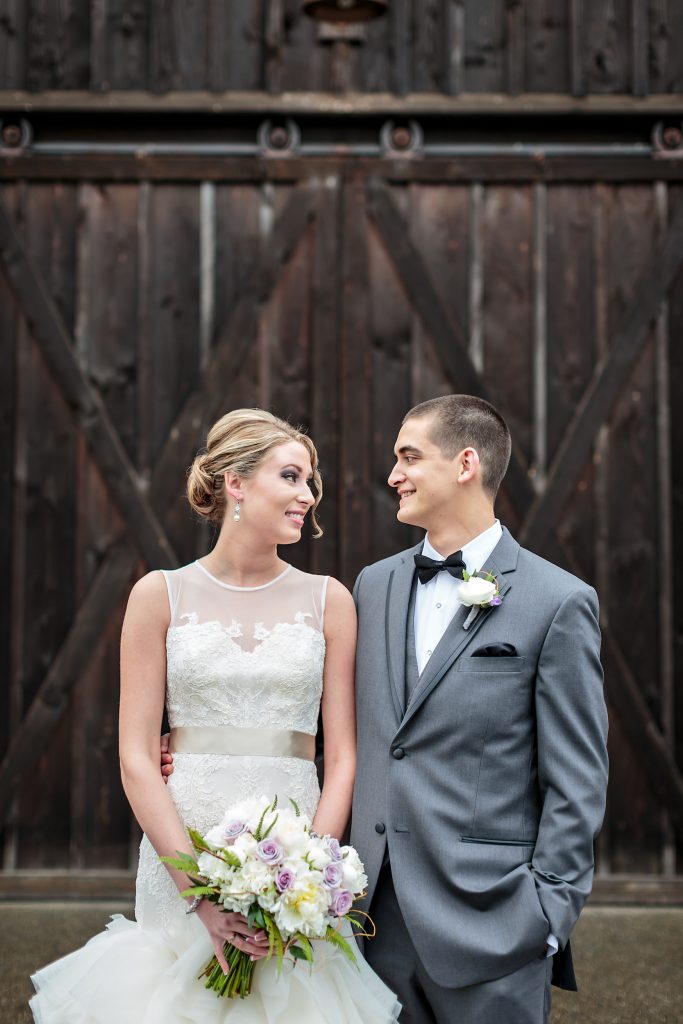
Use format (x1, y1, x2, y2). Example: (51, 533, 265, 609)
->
(233, 502, 241, 523)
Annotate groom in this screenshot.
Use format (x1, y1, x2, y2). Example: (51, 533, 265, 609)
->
(352, 394, 608, 1023)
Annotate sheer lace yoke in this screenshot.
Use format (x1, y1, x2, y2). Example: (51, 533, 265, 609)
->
(161, 561, 328, 734)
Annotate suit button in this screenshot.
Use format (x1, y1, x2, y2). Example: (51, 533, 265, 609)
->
(375, 822, 386, 835)
(392, 747, 405, 760)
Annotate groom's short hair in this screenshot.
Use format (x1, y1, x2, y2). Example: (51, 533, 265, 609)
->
(403, 395, 511, 498)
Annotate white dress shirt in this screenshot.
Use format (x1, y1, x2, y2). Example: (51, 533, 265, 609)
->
(413, 519, 558, 958)
(414, 520, 502, 675)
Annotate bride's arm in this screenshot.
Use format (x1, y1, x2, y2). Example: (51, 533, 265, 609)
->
(119, 571, 195, 895)
(312, 578, 357, 840)
(119, 572, 268, 966)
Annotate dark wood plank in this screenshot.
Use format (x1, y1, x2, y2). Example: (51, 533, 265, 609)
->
(357, 10, 391, 92)
(0, 534, 131, 829)
(525, 0, 570, 93)
(368, 185, 413, 563)
(590, 875, 683, 904)
(136, 184, 201, 565)
(0, 0, 28, 89)
(0, 186, 19, 768)
(69, 183, 139, 868)
(269, 2, 326, 93)
(463, 0, 505, 93)
(391, 0, 410, 95)
(26, 0, 91, 90)
(505, 0, 525, 95)
(604, 186, 661, 871)
(444, 0, 465, 94)
(89, 0, 109, 91)
(210, 0, 264, 91)
(0, 870, 135, 900)
(0, 195, 177, 570)
(7, 152, 683, 186)
(338, 179, 372, 588)
(409, 183, 470, 404)
(519, 198, 683, 552)
(103, 0, 151, 91)
(309, 179, 340, 577)
(149, 0, 210, 92)
(631, 0, 649, 96)
(413, 0, 446, 93)
(583, 0, 631, 94)
(569, 0, 585, 95)
(668, 185, 683, 862)
(5, 89, 683, 115)
(545, 185, 597, 581)
(268, 196, 313, 572)
(11, 185, 79, 867)
(482, 185, 534, 533)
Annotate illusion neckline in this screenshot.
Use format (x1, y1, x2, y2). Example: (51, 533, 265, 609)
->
(194, 560, 292, 592)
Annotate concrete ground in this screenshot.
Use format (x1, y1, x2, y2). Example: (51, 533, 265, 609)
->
(1, 903, 681, 1023)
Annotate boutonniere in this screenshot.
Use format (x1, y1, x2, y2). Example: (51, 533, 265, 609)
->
(457, 570, 503, 630)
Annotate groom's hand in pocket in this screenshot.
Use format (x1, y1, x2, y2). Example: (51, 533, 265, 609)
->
(160, 732, 174, 783)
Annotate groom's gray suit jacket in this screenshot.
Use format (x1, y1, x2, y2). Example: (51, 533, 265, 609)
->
(350, 527, 608, 991)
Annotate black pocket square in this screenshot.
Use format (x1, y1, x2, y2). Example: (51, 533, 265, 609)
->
(471, 642, 517, 657)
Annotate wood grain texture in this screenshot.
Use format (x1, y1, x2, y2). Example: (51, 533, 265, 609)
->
(525, 0, 569, 94)
(26, 0, 91, 90)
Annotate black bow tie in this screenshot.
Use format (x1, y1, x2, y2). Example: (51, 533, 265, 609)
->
(414, 551, 466, 585)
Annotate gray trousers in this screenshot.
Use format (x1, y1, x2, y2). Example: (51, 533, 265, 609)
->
(365, 866, 553, 1024)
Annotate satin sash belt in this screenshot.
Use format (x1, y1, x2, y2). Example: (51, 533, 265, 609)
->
(169, 725, 315, 761)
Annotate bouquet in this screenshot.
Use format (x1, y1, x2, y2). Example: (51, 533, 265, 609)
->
(161, 794, 369, 999)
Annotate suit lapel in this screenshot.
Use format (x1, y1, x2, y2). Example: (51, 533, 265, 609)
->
(385, 543, 422, 722)
(398, 528, 520, 732)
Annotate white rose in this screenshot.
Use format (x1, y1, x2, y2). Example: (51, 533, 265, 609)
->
(307, 844, 332, 871)
(457, 577, 496, 607)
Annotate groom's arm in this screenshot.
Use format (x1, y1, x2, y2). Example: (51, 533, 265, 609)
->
(531, 585, 608, 947)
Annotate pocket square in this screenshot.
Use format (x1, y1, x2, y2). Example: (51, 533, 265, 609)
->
(471, 642, 517, 657)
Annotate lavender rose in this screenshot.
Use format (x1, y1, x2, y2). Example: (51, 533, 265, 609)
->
(222, 820, 247, 843)
(323, 836, 343, 862)
(256, 839, 284, 865)
(322, 862, 344, 889)
(276, 868, 294, 892)
(330, 889, 353, 917)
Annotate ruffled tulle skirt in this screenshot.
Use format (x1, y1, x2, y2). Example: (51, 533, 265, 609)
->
(30, 913, 401, 1023)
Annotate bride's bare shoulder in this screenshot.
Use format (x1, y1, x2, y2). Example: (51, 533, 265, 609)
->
(124, 570, 170, 628)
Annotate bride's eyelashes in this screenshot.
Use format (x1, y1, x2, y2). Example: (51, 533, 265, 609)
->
(281, 469, 314, 487)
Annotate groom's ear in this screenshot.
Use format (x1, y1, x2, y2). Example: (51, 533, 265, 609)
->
(456, 447, 480, 484)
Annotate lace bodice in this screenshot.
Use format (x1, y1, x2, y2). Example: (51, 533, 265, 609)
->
(135, 561, 329, 936)
(163, 561, 327, 734)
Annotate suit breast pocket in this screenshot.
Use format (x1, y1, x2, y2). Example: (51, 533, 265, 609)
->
(456, 656, 527, 674)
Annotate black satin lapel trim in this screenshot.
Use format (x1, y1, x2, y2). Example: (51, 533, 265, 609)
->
(385, 554, 417, 722)
(398, 563, 513, 733)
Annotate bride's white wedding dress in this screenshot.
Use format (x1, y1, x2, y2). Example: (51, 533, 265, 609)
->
(30, 561, 400, 1023)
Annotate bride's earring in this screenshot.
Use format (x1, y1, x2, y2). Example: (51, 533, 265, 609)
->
(233, 501, 241, 523)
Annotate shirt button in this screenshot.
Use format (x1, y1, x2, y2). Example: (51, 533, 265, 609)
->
(375, 822, 386, 834)
(426, 649, 432, 657)
(436, 603, 442, 609)
(392, 747, 405, 760)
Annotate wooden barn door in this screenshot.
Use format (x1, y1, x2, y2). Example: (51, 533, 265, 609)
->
(1, 172, 682, 893)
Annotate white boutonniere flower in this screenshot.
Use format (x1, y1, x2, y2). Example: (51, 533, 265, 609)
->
(457, 570, 503, 630)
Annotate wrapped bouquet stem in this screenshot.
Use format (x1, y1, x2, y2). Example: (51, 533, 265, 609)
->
(161, 795, 369, 999)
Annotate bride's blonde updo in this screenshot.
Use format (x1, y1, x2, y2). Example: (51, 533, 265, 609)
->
(187, 409, 323, 537)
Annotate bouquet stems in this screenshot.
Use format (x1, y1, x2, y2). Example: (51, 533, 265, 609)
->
(200, 944, 256, 999)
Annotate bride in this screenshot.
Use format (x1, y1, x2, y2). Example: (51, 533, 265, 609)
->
(30, 408, 400, 1023)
